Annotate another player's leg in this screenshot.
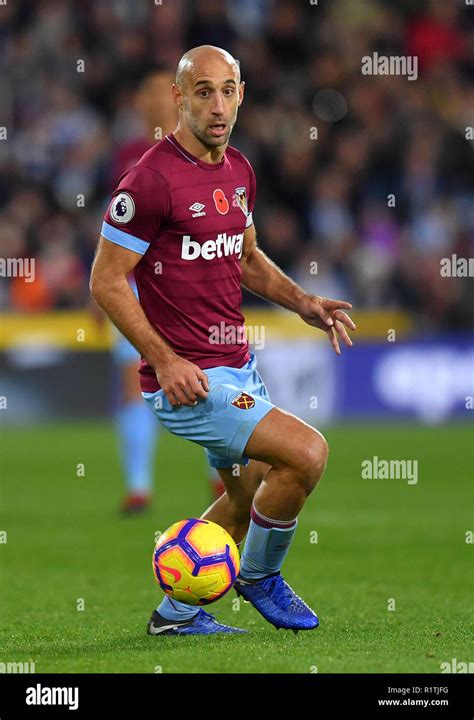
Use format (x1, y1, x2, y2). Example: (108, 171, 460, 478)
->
(117, 360, 158, 514)
(234, 408, 328, 631)
(147, 461, 268, 636)
(209, 465, 226, 500)
(202, 460, 270, 541)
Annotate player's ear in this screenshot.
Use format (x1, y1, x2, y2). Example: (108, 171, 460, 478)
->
(238, 81, 245, 106)
(171, 83, 183, 108)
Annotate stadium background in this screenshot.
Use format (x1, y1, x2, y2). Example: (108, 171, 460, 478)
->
(0, 0, 473, 674)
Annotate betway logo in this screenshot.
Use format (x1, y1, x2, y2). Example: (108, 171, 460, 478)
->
(181, 233, 243, 260)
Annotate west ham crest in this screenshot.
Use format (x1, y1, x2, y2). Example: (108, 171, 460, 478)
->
(231, 392, 255, 410)
(235, 187, 248, 217)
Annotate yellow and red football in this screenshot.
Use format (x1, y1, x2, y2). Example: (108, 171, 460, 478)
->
(152, 518, 240, 606)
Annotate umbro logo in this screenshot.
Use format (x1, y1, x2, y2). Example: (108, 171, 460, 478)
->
(189, 202, 206, 218)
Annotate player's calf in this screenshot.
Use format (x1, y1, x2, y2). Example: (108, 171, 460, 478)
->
(233, 411, 327, 629)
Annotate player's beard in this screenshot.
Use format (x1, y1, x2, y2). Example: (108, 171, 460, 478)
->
(188, 114, 234, 149)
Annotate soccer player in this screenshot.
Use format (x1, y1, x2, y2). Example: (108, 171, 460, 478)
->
(90, 46, 355, 634)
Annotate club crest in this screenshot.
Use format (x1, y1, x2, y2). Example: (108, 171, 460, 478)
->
(235, 187, 248, 217)
(231, 392, 255, 410)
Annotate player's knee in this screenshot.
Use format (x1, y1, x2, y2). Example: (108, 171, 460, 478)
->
(294, 432, 329, 494)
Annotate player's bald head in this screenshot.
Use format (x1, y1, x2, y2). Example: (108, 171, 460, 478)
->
(175, 45, 241, 91)
(172, 45, 244, 150)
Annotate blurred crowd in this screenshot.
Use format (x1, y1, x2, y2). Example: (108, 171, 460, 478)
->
(0, 0, 473, 331)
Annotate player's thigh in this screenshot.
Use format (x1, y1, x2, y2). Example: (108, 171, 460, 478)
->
(244, 407, 328, 475)
(217, 459, 270, 504)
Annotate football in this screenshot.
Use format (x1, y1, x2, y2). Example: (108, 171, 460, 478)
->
(152, 518, 240, 605)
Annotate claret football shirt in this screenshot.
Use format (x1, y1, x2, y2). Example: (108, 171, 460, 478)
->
(102, 133, 255, 392)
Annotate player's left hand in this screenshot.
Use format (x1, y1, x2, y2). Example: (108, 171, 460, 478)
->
(297, 295, 356, 355)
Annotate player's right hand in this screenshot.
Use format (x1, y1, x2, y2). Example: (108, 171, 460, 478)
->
(155, 356, 209, 407)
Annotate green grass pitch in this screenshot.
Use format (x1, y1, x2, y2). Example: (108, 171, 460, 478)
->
(1, 421, 472, 673)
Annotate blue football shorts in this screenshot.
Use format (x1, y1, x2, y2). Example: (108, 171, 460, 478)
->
(142, 353, 274, 468)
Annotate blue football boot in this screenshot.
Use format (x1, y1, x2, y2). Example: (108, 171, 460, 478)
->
(234, 572, 319, 633)
(147, 608, 247, 636)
